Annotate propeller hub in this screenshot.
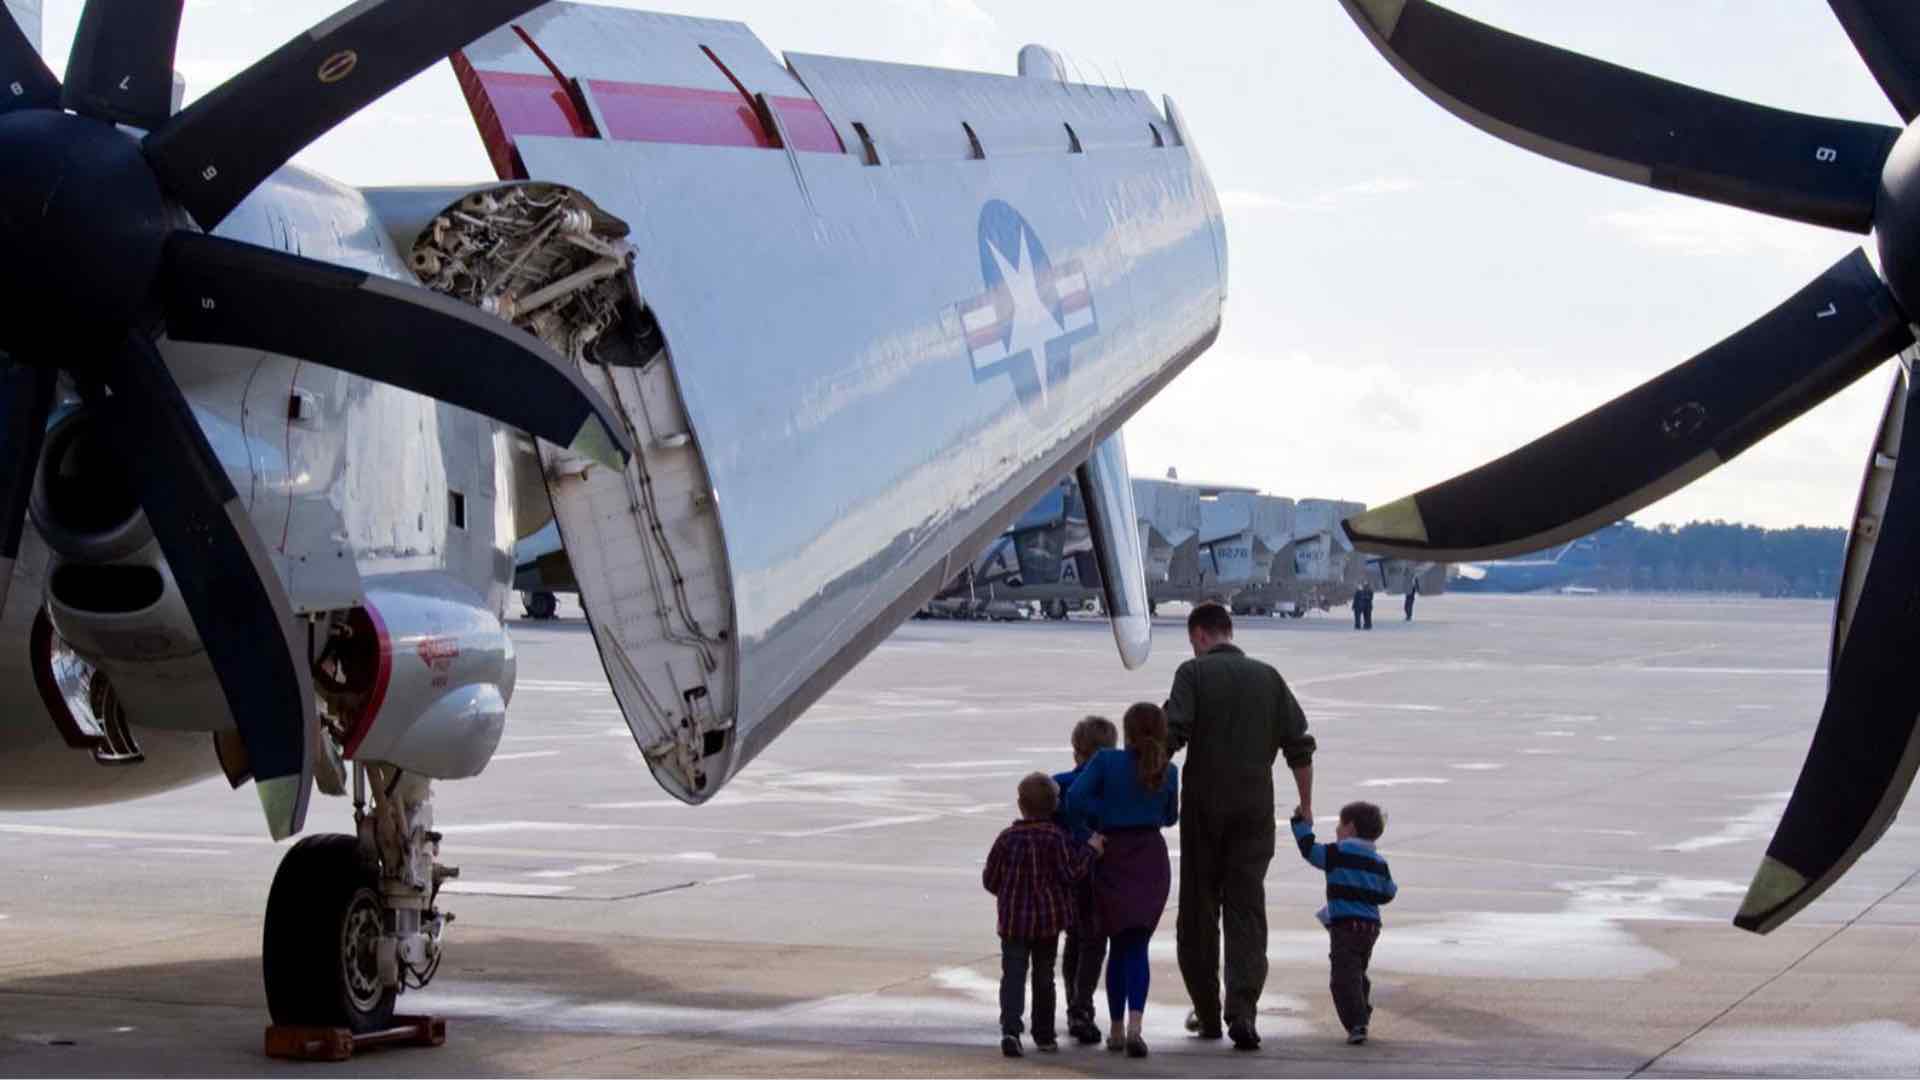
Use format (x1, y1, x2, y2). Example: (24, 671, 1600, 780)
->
(0, 110, 169, 357)
(1877, 122, 1920, 318)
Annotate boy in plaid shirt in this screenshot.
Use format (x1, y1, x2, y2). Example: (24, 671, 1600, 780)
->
(984, 772, 1104, 1056)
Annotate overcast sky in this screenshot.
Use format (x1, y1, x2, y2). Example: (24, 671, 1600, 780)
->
(22, 0, 1907, 529)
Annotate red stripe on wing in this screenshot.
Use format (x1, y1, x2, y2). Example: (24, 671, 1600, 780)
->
(585, 79, 773, 149)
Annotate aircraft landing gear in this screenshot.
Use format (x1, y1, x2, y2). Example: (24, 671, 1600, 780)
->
(521, 591, 558, 620)
(262, 766, 454, 1032)
(1044, 599, 1069, 621)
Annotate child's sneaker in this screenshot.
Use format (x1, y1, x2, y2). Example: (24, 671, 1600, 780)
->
(1346, 1025, 1368, 1046)
(1033, 1035, 1059, 1053)
(1001, 1034, 1023, 1057)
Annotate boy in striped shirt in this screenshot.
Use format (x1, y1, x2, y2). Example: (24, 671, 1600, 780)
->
(1290, 801, 1396, 1045)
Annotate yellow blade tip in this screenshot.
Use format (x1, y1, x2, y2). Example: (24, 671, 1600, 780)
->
(256, 776, 303, 842)
(1734, 856, 1807, 932)
(570, 420, 627, 472)
(1345, 496, 1429, 545)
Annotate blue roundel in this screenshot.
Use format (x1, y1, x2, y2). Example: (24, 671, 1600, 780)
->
(958, 200, 1099, 416)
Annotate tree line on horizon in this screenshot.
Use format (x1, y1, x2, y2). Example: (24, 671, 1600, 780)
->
(1569, 520, 1847, 597)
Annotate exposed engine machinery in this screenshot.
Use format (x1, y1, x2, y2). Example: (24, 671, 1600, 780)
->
(408, 182, 660, 366)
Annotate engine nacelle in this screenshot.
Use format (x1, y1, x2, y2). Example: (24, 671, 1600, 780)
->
(328, 575, 515, 780)
(44, 543, 233, 733)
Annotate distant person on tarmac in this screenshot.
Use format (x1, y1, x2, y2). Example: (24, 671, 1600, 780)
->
(1404, 579, 1417, 622)
(1351, 586, 1365, 630)
(1163, 603, 1317, 1052)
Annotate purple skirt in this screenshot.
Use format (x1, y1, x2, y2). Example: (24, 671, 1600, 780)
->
(1093, 827, 1171, 934)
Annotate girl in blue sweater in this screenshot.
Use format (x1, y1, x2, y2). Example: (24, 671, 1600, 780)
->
(1066, 702, 1179, 1057)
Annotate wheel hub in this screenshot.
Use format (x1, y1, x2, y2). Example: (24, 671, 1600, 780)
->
(340, 893, 384, 1010)
(0, 110, 171, 356)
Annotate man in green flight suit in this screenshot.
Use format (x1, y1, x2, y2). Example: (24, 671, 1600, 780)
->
(1164, 601, 1316, 1052)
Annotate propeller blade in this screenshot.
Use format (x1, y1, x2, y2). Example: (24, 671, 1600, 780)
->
(1829, 1, 1920, 124)
(1736, 365, 1920, 933)
(0, 5, 58, 115)
(161, 232, 631, 469)
(61, 0, 184, 129)
(1343, 250, 1912, 561)
(142, 0, 546, 230)
(0, 362, 54, 614)
(1338, 0, 1901, 232)
(96, 335, 313, 840)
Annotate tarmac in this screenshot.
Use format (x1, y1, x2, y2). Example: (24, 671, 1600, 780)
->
(4, 592, 1920, 1077)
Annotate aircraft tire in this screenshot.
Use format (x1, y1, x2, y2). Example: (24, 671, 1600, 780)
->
(262, 834, 398, 1033)
(523, 591, 559, 620)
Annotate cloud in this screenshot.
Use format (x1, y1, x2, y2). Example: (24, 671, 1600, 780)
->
(1597, 199, 1848, 263)
(1123, 344, 1885, 530)
(1219, 176, 1421, 213)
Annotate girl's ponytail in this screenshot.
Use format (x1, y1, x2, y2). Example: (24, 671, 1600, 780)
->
(1123, 702, 1170, 792)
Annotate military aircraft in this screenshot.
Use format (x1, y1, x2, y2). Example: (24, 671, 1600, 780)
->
(1336, 0, 1920, 933)
(1448, 523, 1626, 594)
(0, 0, 1222, 1031)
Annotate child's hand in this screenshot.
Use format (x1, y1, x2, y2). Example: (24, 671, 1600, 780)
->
(1088, 833, 1107, 856)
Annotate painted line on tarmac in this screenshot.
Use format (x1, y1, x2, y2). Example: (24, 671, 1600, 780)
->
(1290, 666, 1401, 688)
(441, 820, 771, 837)
(526, 864, 623, 879)
(776, 814, 944, 837)
(489, 750, 562, 762)
(441, 880, 576, 897)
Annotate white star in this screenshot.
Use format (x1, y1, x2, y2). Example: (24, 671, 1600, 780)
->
(988, 229, 1062, 409)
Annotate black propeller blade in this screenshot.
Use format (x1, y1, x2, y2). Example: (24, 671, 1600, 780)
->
(61, 0, 185, 130)
(161, 232, 632, 469)
(143, 0, 547, 230)
(1829, 0, 1920, 125)
(96, 335, 314, 841)
(1338, 0, 1902, 233)
(1736, 368, 1920, 933)
(0, 362, 54, 616)
(0, 4, 57, 115)
(1342, 250, 1913, 562)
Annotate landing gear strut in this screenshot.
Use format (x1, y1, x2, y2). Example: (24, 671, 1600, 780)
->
(262, 765, 455, 1032)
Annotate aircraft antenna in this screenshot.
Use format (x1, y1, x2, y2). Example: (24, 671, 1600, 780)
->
(1064, 51, 1093, 95)
(1090, 58, 1117, 99)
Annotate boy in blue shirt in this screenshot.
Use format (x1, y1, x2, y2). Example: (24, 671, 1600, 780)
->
(1290, 801, 1396, 1045)
(1052, 716, 1117, 1045)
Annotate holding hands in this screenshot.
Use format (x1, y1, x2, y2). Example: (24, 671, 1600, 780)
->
(1088, 832, 1107, 856)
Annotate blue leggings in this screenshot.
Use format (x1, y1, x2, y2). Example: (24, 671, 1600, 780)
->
(1104, 928, 1153, 1021)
